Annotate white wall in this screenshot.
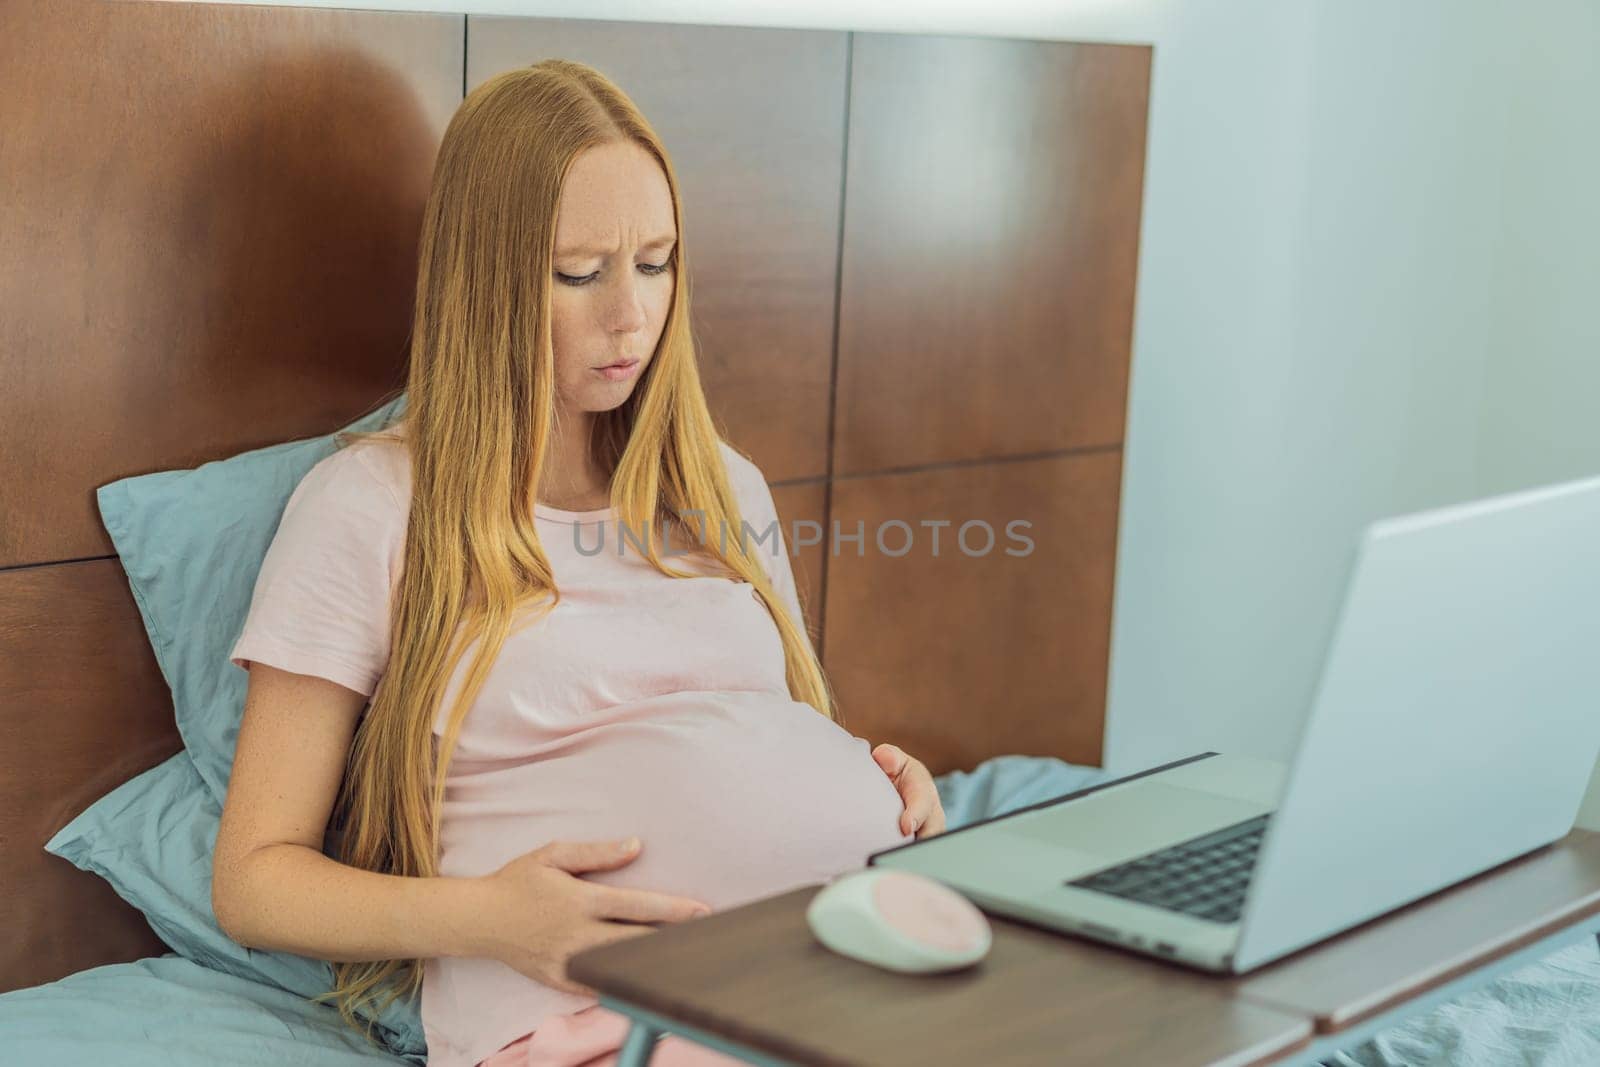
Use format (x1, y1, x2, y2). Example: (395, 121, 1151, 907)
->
(1475, 0, 1600, 500)
(201, 1, 1600, 798)
(1107, 0, 1549, 773)
(1468, 0, 1600, 826)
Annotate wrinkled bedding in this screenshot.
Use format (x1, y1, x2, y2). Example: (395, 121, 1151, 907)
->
(1322, 935, 1600, 1067)
(0, 953, 417, 1066)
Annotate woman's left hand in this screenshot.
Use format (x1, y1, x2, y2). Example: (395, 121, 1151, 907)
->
(872, 743, 947, 840)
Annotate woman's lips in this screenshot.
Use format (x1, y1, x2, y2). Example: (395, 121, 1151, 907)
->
(595, 359, 640, 382)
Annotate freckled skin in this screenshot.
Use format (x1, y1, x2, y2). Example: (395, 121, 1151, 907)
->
(540, 141, 677, 511)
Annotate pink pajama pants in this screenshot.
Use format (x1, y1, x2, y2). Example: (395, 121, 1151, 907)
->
(476, 1004, 750, 1067)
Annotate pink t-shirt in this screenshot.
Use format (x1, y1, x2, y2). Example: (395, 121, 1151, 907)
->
(228, 430, 912, 1067)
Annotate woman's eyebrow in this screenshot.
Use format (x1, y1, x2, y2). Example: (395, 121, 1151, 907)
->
(558, 234, 677, 257)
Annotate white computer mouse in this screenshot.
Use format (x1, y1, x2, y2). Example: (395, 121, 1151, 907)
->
(805, 868, 992, 974)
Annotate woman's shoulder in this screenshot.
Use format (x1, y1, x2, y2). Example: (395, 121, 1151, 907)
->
(716, 439, 768, 495)
(302, 428, 411, 515)
(310, 432, 751, 515)
(713, 441, 774, 511)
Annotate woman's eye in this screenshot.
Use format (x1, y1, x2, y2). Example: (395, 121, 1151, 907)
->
(555, 262, 672, 287)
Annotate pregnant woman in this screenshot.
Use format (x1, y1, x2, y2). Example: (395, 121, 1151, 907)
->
(211, 59, 946, 1067)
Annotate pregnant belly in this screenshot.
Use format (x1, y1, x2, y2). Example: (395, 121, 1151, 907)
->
(435, 690, 915, 911)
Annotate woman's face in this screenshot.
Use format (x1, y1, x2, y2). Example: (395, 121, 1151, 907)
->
(549, 140, 678, 416)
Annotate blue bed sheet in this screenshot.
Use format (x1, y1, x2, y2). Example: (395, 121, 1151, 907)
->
(0, 953, 412, 1066)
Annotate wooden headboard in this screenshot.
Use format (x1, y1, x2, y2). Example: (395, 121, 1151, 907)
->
(0, 0, 1150, 993)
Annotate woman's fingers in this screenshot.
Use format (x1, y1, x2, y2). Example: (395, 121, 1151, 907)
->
(591, 883, 712, 924)
(873, 742, 947, 839)
(873, 743, 908, 778)
(900, 784, 940, 836)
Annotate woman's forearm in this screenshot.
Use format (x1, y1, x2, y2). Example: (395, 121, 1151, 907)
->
(214, 841, 494, 963)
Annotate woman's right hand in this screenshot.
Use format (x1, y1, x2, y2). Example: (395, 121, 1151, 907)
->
(475, 838, 712, 997)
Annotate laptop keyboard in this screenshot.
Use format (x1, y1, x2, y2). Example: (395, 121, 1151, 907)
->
(1066, 813, 1273, 925)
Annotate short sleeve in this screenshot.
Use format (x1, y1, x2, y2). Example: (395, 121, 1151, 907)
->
(228, 444, 405, 698)
(722, 445, 809, 646)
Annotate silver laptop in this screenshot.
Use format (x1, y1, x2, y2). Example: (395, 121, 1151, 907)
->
(869, 474, 1600, 974)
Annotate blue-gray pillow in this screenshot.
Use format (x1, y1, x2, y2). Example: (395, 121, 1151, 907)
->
(43, 750, 426, 1062)
(933, 753, 1112, 826)
(97, 394, 406, 804)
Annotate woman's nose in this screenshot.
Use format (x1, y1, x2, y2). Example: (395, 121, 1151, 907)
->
(604, 280, 649, 332)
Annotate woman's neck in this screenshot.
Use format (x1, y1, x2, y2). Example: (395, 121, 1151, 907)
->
(539, 408, 611, 510)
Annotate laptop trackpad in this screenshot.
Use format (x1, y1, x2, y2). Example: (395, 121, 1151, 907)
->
(1001, 782, 1272, 865)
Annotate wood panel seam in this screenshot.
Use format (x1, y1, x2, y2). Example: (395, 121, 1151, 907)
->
(817, 31, 855, 664)
(777, 441, 1122, 491)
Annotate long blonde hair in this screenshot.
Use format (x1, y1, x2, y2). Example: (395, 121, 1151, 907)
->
(307, 59, 838, 1047)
